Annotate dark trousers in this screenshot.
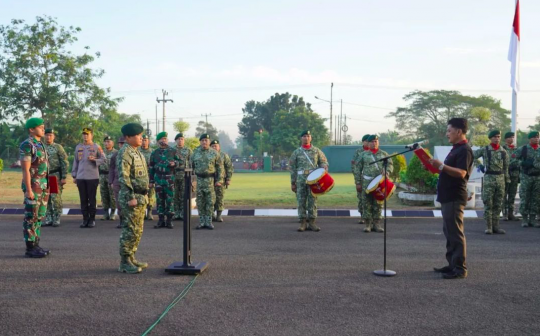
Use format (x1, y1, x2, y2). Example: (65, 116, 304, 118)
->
(76, 179, 99, 219)
(441, 201, 467, 274)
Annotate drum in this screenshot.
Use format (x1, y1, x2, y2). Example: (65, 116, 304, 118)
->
(365, 174, 396, 203)
(306, 168, 334, 196)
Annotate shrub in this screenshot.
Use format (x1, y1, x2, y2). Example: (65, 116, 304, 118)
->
(402, 150, 439, 194)
(0, 158, 3, 173)
(390, 154, 407, 182)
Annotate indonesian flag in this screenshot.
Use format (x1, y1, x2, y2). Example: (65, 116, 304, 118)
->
(508, 0, 520, 92)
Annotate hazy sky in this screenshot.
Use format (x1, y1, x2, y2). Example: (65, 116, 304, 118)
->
(2, 0, 539, 142)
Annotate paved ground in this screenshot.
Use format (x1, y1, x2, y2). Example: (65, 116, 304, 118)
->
(1, 215, 540, 336)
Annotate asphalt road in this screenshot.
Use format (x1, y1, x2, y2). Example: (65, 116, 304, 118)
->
(1, 215, 539, 336)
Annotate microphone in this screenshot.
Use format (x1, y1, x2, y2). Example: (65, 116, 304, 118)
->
(405, 139, 429, 149)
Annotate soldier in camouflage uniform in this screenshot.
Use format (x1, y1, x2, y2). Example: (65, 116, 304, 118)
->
(139, 134, 155, 221)
(356, 135, 393, 233)
(192, 133, 223, 230)
(173, 133, 193, 220)
(109, 137, 125, 229)
(117, 123, 149, 274)
(503, 131, 520, 221)
(474, 130, 509, 234)
(516, 131, 540, 228)
(210, 140, 233, 222)
(99, 136, 117, 221)
(352, 134, 370, 224)
(149, 132, 180, 229)
(44, 128, 69, 227)
(20, 118, 50, 258)
(289, 130, 329, 232)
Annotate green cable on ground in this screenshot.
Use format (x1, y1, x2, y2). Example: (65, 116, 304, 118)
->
(141, 275, 199, 336)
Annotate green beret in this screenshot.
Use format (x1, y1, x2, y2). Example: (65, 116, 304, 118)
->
(367, 134, 379, 142)
(25, 118, 44, 130)
(300, 130, 311, 137)
(210, 140, 219, 145)
(103, 135, 112, 141)
(528, 131, 539, 139)
(504, 132, 515, 139)
(361, 134, 370, 142)
(488, 130, 501, 138)
(121, 123, 144, 136)
(142, 134, 149, 139)
(156, 132, 167, 141)
(45, 128, 54, 134)
(175, 133, 184, 140)
(199, 133, 210, 141)
(82, 127, 93, 134)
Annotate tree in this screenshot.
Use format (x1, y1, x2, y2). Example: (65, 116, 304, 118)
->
(173, 120, 190, 134)
(468, 107, 491, 146)
(195, 120, 218, 140)
(217, 131, 235, 154)
(378, 130, 411, 145)
(185, 137, 200, 151)
(0, 16, 122, 124)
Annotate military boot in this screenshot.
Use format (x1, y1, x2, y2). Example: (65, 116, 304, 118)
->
(117, 215, 123, 229)
(507, 212, 517, 221)
(52, 213, 61, 227)
(528, 215, 536, 227)
(207, 216, 215, 230)
(196, 216, 205, 230)
(493, 218, 506, 234)
(130, 254, 148, 269)
(25, 241, 47, 258)
(521, 215, 529, 228)
(363, 221, 372, 233)
(485, 218, 493, 234)
(118, 255, 142, 274)
(358, 218, 365, 224)
(101, 208, 110, 221)
(34, 237, 50, 256)
(145, 207, 153, 220)
(298, 218, 307, 232)
(155, 215, 165, 229)
(110, 209, 117, 221)
(212, 212, 217, 222)
(166, 215, 174, 229)
(307, 218, 320, 232)
(373, 221, 384, 233)
(216, 211, 224, 222)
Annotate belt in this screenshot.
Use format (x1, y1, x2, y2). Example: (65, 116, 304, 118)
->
(363, 175, 374, 180)
(49, 168, 61, 174)
(485, 171, 503, 175)
(525, 172, 540, 177)
(196, 173, 214, 178)
(510, 167, 520, 171)
(156, 172, 174, 176)
(134, 189, 148, 196)
(297, 170, 312, 175)
(99, 170, 109, 175)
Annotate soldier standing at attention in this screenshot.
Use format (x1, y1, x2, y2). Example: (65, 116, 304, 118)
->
(173, 133, 192, 220)
(99, 136, 117, 221)
(289, 130, 329, 232)
(503, 132, 520, 221)
(357, 135, 393, 233)
(149, 132, 180, 229)
(516, 131, 540, 228)
(474, 130, 509, 234)
(20, 118, 50, 258)
(117, 123, 149, 274)
(72, 127, 105, 228)
(210, 139, 233, 222)
(352, 134, 371, 224)
(139, 134, 155, 221)
(44, 128, 69, 227)
(192, 134, 223, 230)
(109, 137, 125, 229)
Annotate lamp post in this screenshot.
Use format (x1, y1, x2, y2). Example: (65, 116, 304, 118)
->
(259, 129, 263, 169)
(315, 95, 341, 145)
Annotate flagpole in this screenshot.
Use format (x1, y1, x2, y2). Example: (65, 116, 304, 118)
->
(511, 89, 517, 135)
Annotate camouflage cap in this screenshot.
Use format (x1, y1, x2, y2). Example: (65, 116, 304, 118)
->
(199, 133, 210, 140)
(488, 130, 501, 138)
(121, 123, 144, 136)
(25, 118, 44, 130)
(504, 131, 515, 139)
(210, 139, 219, 145)
(175, 133, 184, 140)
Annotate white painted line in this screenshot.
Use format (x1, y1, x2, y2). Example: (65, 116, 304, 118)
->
(433, 210, 442, 217)
(350, 210, 360, 217)
(62, 208, 70, 215)
(463, 210, 478, 218)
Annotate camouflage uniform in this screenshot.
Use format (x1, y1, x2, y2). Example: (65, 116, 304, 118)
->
(173, 146, 193, 219)
(357, 149, 393, 231)
(99, 148, 117, 220)
(352, 146, 369, 223)
(45, 142, 68, 226)
(517, 144, 540, 226)
(191, 146, 223, 228)
(118, 142, 149, 273)
(503, 144, 521, 220)
(474, 145, 509, 233)
(139, 147, 155, 219)
(149, 147, 180, 227)
(214, 151, 234, 216)
(289, 146, 329, 230)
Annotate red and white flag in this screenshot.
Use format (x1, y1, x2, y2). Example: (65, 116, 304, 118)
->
(508, 0, 520, 92)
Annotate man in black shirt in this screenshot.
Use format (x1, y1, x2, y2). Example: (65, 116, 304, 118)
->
(430, 118, 473, 279)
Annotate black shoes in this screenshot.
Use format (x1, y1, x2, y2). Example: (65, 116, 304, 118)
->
(433, 266, 453, 274)
(442, 272, 467, 279)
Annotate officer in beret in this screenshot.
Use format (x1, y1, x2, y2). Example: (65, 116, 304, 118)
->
(210, 139, 234, 222)
(99, 135, 118, 221)
(289, 130, 329, 232)
(109, 136, 126, 228)
(351, 134, 371, 224)
(191, 133, 223, 229)
(356, 135, 393, 233)
(117, 123, 149, 273)
(173, 132, 193, 221)
(502, 131, 520, 221)
(72, 127, 105, 228)
(139, 134, 155, 221)
(516, 130, 540, 227)
(148, 132, 180, 229)
(474, 130, 509, 234)
(19, 118, 50, 257)
(44, 128, 69, 227)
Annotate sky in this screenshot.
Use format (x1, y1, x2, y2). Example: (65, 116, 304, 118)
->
(2, 0, 540, 143)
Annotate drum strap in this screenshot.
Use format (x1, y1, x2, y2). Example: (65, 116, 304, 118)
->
(370, 153, 381, 172)
(301, 149, 316, 169)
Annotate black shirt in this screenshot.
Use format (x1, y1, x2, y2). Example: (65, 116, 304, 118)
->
(436, 140, 473, 204)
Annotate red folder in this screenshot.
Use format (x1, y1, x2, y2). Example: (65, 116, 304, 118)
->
(48, 175, 59, 194)
(413, 148, 439, 174)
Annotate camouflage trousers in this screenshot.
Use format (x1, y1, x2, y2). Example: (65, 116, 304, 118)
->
(99, 174, 116, 210)
(519, 175, 540, 216)
(362, 180, 382, 223)
(296, 179, 317, 219)
(174, 174, 186, 217)
(504, 175, 519, 216)
(22, 185, 49, 243)
(45, 174, 63, 225)
(119, 204, 145, 257)
(214, 185, 226, 211)
(155, 174, 175, 216)
(356, 191, 364, 217)
(482, 174, 505, 224)
(147, 187, 155, 208)
(196, 177, 215, 218)
(113, 185, 121, 212)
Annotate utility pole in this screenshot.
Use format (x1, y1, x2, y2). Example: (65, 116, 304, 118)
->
(155, 104, 158, 135)
(201, 113, 211, 132)
(156, 90, 173, 134)
(330, 82, 334, 145)
(339, 99, 343, 145)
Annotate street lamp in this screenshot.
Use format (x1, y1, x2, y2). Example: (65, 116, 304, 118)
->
(315, 96, 342, 145)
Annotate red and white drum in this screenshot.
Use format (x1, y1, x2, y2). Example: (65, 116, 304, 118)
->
(306, 168, 334, 196)
(365, 174, 396, 203)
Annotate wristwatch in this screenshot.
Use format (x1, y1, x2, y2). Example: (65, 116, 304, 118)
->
(438, 164, 445, 171)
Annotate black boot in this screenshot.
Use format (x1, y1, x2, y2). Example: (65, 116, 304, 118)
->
(166, 215, 174, 229)
(34, 237, 50, 256)
(80, 212, 89, 228)
(116, 215, 123, 229)
(87, 213, 96, 228)
(155, 215, 165, 229)
(25, 241, 47, 258)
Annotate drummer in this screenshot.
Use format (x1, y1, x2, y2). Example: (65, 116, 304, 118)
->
(289, 130, 329, 232)
(356, 134, 393, 233)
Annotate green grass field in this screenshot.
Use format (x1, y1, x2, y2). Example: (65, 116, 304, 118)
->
(0, 170, 404, 209)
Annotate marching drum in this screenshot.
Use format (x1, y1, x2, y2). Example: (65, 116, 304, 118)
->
(365, 174, 396, 203)
(306, 168, 334, 196)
